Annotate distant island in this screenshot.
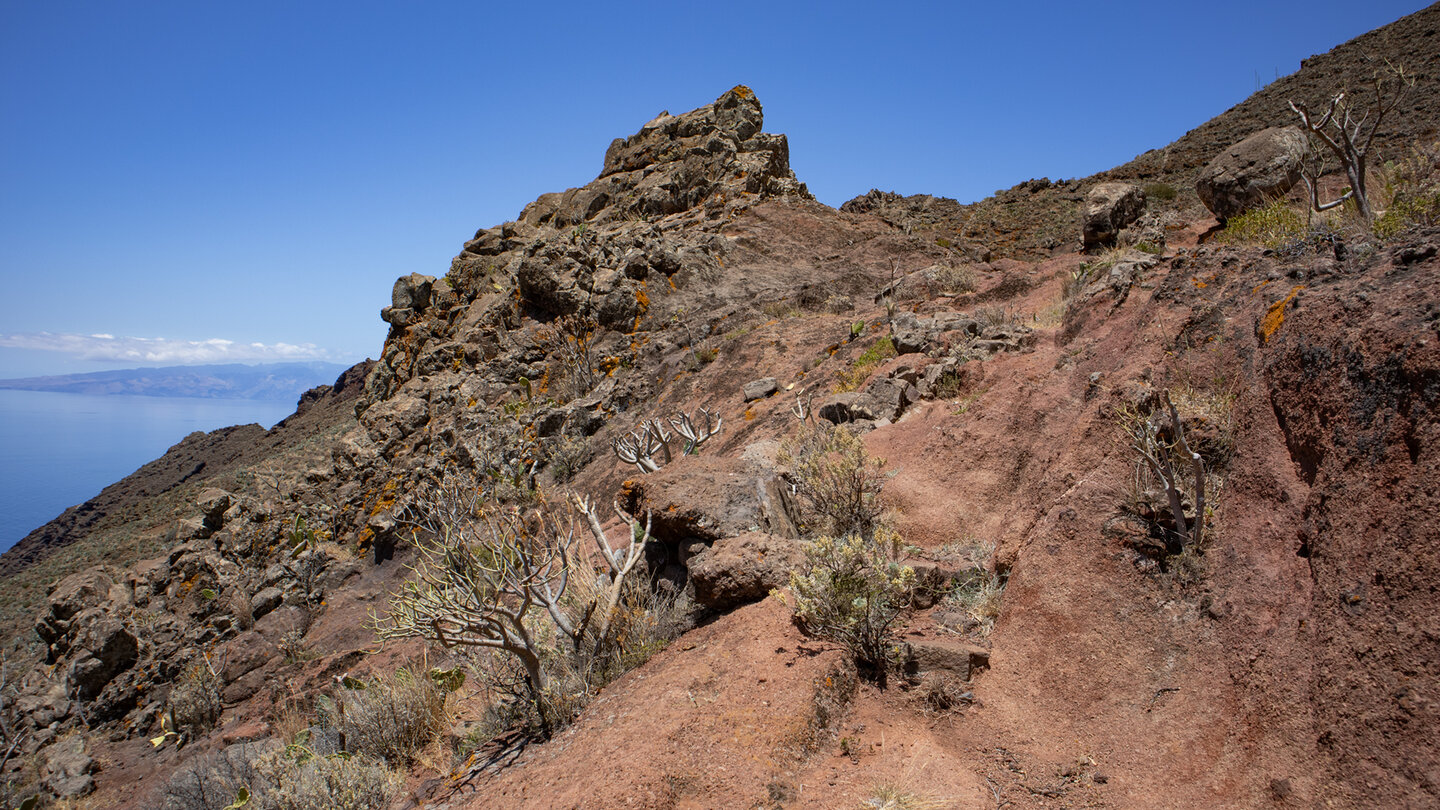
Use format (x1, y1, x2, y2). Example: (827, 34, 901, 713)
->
(0, 361, 351, 401)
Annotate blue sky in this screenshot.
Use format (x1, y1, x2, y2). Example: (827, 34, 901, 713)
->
(0, 0, 1427, 377)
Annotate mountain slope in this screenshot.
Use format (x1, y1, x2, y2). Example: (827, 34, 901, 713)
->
(2, 8, 1438, 809)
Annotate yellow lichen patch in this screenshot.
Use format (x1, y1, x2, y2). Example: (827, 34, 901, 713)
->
(1259, 285, 1304, 344)
(599, 356, 621, 375)
(744, 407, 756, 421)
(635, 285, 650, 312)
(730, 85, 755, 100)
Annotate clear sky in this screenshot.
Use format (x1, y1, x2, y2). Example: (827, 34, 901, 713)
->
(0, 0, 1428, 377)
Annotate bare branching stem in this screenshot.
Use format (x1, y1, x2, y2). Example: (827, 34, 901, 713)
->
(1290, 61, 1414, 221)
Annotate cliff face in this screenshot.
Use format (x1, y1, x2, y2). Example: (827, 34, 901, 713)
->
(4, 12, 1440, 807)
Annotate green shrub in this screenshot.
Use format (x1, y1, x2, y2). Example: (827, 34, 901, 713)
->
(1142, 182, 1178, 201)
(834, 335, 898, 392)
(788, 533, 915, 677)
(1217, 200, 1306, 247)
(1375, 190, 1440, 238)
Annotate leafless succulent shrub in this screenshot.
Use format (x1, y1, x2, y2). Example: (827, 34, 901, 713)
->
(1117, 390, 1207, 554)
(1290, 60, 1414, 221)
(779, 420, 887, 540)
(324, 669, 447, 765)
(610, 409, 723, 474)
(376, 474, 650, 738)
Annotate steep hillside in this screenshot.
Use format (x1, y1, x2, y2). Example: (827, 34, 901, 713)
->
(848, 2, 1440, 261)
(2, 9, 1438, 810)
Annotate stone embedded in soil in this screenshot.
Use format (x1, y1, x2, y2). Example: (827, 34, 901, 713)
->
(742, 376, 779, 401)
(904, 637, 990, 680)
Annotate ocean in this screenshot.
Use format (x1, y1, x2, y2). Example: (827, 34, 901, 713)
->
(0, 389, 296, 552)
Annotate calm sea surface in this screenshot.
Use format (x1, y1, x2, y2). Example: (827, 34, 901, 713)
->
(0, 390, 295, 552)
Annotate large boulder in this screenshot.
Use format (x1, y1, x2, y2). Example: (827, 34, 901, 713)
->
(41, 735, 94, 798)
(688, 532, 804, 611)
(65, 614, 139, 700)
(1196, 126, 1309, 220)
(36, 569, 115, 662)
(1082, 182, 1147, 248)
(381, 273, 437, 326)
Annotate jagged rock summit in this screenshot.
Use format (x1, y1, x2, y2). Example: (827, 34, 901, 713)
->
(464, 85, 808, 248)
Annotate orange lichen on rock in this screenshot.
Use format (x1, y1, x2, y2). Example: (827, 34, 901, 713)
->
(1259, 285, 1304, 343)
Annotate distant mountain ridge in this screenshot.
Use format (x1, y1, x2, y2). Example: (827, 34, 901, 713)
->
(0, 361, 350, 400)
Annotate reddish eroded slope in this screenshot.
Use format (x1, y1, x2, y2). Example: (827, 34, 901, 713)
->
(437, 198, 1439, 808)
(440, 599, 858, 810)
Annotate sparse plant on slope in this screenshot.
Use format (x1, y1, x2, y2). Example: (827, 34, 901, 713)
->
(322, 668, 449, 765)
(1290, 60, 1415, 221)
(1375, 139, 1440, 238)
(788, 531, 915, 680)
(254, 747, 400, 810)
(536, 313, 599, 402)
(610, 408, 723, 473)
(163, 653, 225, 741)
(779, 418, 888, 541)
(0, 656, 29, 808)
(374, 473, 649, 737)
(1217, 199, 1307, 248)
(1117, 390, 1207, 555)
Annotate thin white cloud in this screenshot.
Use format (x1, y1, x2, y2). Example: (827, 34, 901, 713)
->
(0, 332, 332, 365)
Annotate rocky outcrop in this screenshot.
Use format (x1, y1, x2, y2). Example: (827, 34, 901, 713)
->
(1082, 182, 1147, 248)
(1195, 126, 1309, 220)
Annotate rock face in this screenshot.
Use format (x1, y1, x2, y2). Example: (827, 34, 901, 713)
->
(1081, 182, 1147, 248)
(1195, 126, 1309, 220)
(513, 85, 808, 231)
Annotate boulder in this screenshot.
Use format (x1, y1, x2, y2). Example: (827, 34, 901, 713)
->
(249, 587, 284, 620)
(1082, 182, 1147, 248)
(1196, 126, 1309, 220)
(688, 532, 805, 610)
(865, 377, 919, 420)
(816, 392, 886, 425)
(41, 735, 94, 798)
(36, 569, 115, 661)
(391, 272, 435, 312)
(742, 377, 779, 402)
(890, 312, 932, 355)
(65, 615, 138, 700)
(15, 683, 71, 728)
(195, 488, 231, 534)
(904, 637, 990, 679)
(621, 455, 788, 543)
